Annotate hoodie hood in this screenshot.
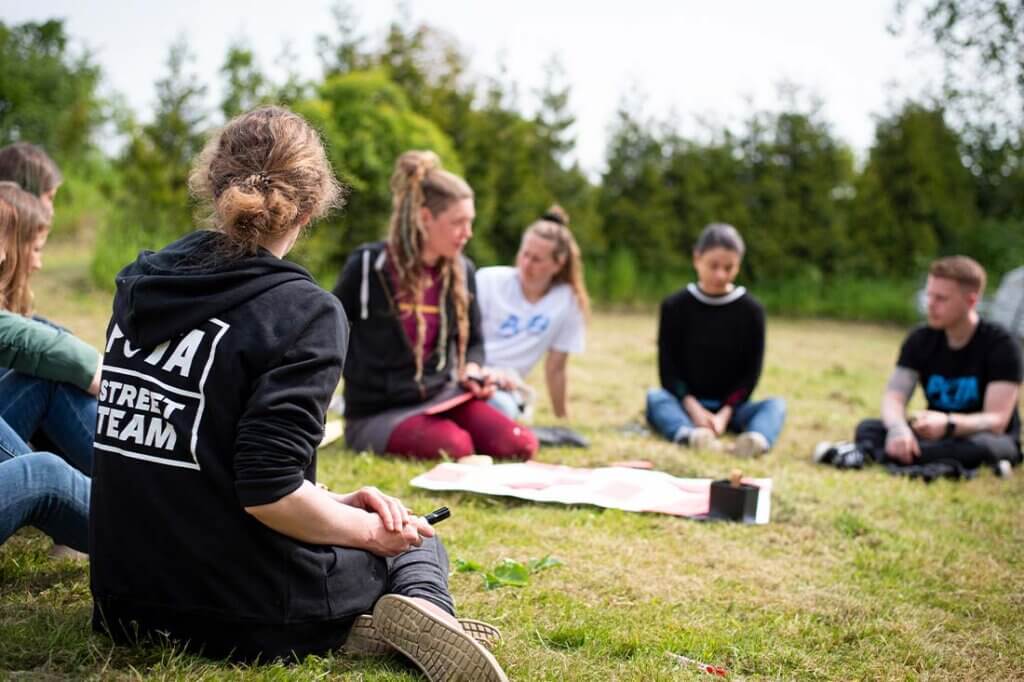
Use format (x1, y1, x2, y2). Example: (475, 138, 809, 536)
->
(113, 230, 314, 348)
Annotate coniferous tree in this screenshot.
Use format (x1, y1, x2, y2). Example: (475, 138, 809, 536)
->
(220, 41, 269, 120)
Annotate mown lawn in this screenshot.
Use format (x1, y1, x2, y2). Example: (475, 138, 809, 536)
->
(1, 240, 1022, 680)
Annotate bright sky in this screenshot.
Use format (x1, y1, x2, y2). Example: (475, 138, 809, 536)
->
(7, 0, 941, 174)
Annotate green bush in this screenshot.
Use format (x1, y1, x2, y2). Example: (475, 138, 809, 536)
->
(952, 218, 1024, 282)
(735, 276, 920, 323)
(604, 248, 639, 304)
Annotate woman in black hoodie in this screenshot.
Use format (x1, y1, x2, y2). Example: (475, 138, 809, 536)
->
(334, 150, 537, 461)
(90, 107, 508, 680)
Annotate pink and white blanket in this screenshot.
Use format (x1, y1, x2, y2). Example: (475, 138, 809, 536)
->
(411, 461, 771, 523)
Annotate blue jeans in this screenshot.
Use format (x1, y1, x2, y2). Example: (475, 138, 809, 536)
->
(0, 417, 90, 550)
(0, 370, 96, 474)
(645, 388, 786, 448)
(488, 390, 522, 420)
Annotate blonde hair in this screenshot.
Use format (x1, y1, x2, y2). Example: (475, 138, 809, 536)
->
(0, 143, 62, 198)
(523, 204, 590, 319)
(929, 255, 987, 295)
(386, 150, 474, 381)
(189, 106, 344, 255)
(0, 182, 50, 314)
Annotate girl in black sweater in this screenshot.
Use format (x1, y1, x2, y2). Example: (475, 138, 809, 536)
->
(90, 107, 508, 680)
(646, 223, 786, 456)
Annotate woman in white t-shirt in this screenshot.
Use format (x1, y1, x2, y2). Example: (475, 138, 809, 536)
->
(475, 205, 589, 420)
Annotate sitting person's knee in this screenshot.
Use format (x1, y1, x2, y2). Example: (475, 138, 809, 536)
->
(645, 387, 674, 413)
(439, 431, 474, 460)
(494, 424, 537, 461)
(766, 396, 787, 417)
(519, 427, 539, 460)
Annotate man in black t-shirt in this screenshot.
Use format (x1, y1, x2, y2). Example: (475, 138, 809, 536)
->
(815, 256, 1022, 477)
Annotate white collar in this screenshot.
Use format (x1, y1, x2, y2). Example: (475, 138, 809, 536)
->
(686, 282, 746, 306)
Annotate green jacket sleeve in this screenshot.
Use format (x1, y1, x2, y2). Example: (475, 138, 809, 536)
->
(0, 311, 100, 392)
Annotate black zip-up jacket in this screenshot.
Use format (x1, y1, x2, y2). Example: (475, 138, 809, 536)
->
(89, 230, 375, 661)
(332, 241, 485, 418)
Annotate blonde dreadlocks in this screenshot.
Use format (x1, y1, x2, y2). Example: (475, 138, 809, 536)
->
(386, 151, 474, 382)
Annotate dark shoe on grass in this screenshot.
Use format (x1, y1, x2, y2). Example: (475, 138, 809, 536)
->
(813, 441, 865, 469)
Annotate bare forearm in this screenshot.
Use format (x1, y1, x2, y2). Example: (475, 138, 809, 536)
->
(245, 480, 375, 549)
(547, 368, 568, 418)
(545, 352, 570, 419)
(950, 411, 1005, 437)
(881, 367, 917, 434)
(682, 394, 702, 416)
(881, 391, 910, 433)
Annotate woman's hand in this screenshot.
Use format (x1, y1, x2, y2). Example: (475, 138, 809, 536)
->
(460, 362, 496, 399)
(682, 396, 716, 432)
(88, 362, 102, 396)
(484, 367, 516, 391)
(366, 514, 435, 557)
(332, 486, 411, 532)
(710, 409, 731, 436)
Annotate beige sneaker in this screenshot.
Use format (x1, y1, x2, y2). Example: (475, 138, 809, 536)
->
(687, 427, 720, 451)
(343, 613, 502, 656)
(734, 431, 769, 458)
(373, 594, 508, 681)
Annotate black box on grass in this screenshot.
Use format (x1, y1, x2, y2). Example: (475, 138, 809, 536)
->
(709, 480, 759, 523)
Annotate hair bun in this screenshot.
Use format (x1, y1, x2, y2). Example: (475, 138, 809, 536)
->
(393, 148, 438, 180)
(216, 185, 271, 237)
(541, 204, 569, 226)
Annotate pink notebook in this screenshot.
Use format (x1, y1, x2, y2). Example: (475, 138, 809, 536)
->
(422, 391, 475, 415)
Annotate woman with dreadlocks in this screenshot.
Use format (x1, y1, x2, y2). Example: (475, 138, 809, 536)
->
(333, 150, 538, 461)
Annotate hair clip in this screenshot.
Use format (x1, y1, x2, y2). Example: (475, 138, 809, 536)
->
(541, 211, 565, 225)
(244, 172, 271, 191)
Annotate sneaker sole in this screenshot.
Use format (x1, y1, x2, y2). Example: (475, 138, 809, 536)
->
(344, 614, 502, 656)
(374, 594, 508, 682)
(343, 615, 392, 656)
(459, 619, 503, 649)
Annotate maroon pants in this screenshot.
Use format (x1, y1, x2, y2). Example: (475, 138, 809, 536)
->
(386, 398, 537, 461)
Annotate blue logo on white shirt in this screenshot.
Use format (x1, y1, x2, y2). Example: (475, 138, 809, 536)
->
(497, 313, 551, 337)
(499, 315, 520, 338)
(526, 315, 550, 335)
(925, 374, 980, 411)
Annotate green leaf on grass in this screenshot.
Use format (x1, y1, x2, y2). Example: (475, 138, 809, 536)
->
(492, 559, 530, 586)
(527, 555, 563, 573)
(474, 556, 562, 590)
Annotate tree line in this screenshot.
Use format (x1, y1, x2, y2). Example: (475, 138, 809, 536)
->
(1, 2, 1021, 320)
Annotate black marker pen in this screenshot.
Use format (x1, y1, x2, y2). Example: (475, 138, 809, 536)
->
(424, 507, 450, 525)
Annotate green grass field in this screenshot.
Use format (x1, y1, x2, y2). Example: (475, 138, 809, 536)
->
(2, 240, 1022, 680)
